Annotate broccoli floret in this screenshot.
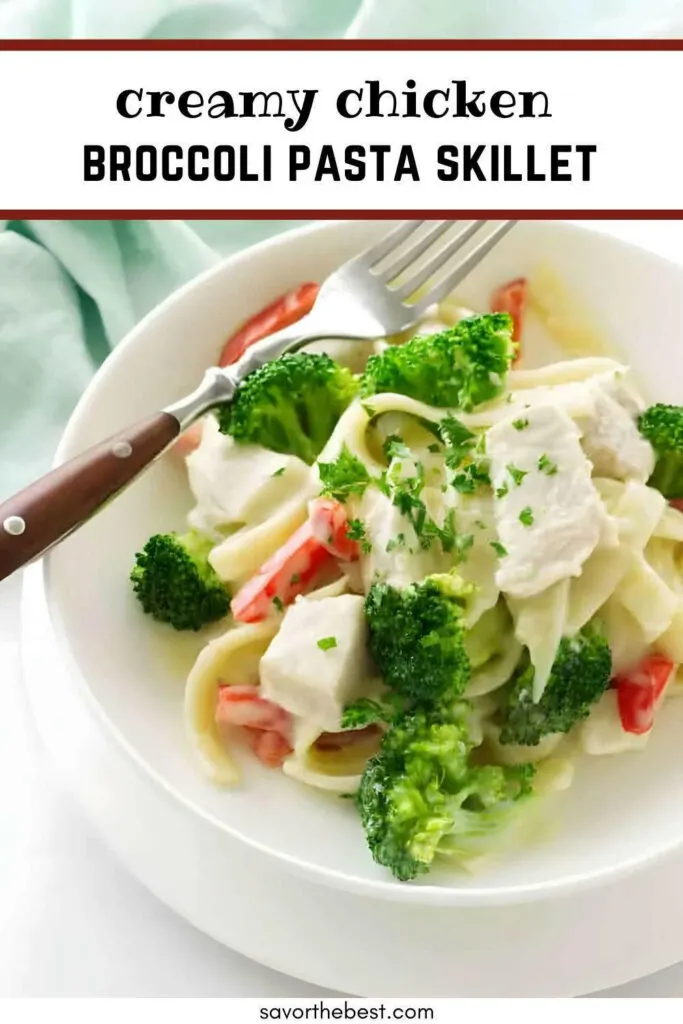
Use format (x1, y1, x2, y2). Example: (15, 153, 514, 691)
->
(356, 707, 535, 880)
(130, 531, 230, 631)
(217, 352, 359, 465)
(357, 571, 536, 881)
(498, 623, 612, 747)
(360, 313, 515, 411)
(364, 573, 474, 706)
(638, 404, 683, 499)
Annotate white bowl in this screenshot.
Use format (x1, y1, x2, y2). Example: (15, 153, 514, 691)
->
(44, 220, 683, 907)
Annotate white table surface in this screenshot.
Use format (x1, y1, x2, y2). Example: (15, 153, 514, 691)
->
(5, 220, 683, 998)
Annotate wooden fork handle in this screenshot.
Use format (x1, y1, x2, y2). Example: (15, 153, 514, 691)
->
(0, 411, 180, 583)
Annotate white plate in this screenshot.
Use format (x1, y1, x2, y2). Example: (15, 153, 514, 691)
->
(20, 562, 683, 996)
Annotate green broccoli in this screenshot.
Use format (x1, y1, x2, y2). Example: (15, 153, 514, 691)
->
(356, 707, 535, 881)
(217, 352, 359, 465)
(355, 572, 537, 881)
(130, 531, 230, 631)
(498, 623, 612, 747)
(638, 404, 683, 500)
(360, 313, 515, 411)
(364, 573, 474, 706)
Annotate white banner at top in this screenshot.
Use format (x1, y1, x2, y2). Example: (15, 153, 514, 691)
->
(0, 45, 680, 212)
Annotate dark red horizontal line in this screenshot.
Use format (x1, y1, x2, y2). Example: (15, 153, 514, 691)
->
(1, 39, 682, 51)
(2, 210, 681, 220)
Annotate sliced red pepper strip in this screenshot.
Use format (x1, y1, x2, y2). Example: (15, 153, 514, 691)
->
(218, 282, 320, 367)
(614, 654, 674, 736)
(175, 282, 320, 456)
(231, 499, 357, 624)
(491, 277, 528, 360)
(308, 497, 360, 562)
(231, 519, 335, 623)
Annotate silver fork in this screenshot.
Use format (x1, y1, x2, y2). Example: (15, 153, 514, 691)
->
(0, 219, 516, 581)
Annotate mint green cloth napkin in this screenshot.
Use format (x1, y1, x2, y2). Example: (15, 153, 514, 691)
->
(1, 0, 682, 496)
(0, 217, 308, 495)
(350, 0, 683, 38)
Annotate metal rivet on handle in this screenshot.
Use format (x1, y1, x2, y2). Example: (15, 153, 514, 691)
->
(112, 441, 133, 459)
(3, 515, 26, 536)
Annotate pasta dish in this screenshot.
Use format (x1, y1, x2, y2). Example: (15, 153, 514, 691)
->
(129, 278, 683, 882)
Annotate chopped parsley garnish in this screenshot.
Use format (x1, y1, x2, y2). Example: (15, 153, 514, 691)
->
(439, 415, 477, 468)
(427, 442, 441, 454)
(272, 596, 285, 612)
(271, 466, 286, 477)
(317, 636, 338, 651)
(417, 417, 444, 441)
(290, 573, 301, 584)
(512, 418, 529, 431)
(538, 453, 558, 476)
(427, 506, 457, 555)
(453, 461, 491, 494)
(387, 462, 427, 533)
(506, 393, 514, 404)
(383, 434, 412, 461)
(348, 520, 374, 552)
(495, 481, 509, 500)
(318, 445, 371, 502)
(350, 422, 482, 561)
(375, 472, 391, 498)
(380, 465, 471, 560)
(507, 464, 528, 487)
(346, 519, 364, 539)
(490, 540, 508, 557)
(440, 415, 490, 495)
(519, 507, 535, 527)
(341, 696, 398, 729)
